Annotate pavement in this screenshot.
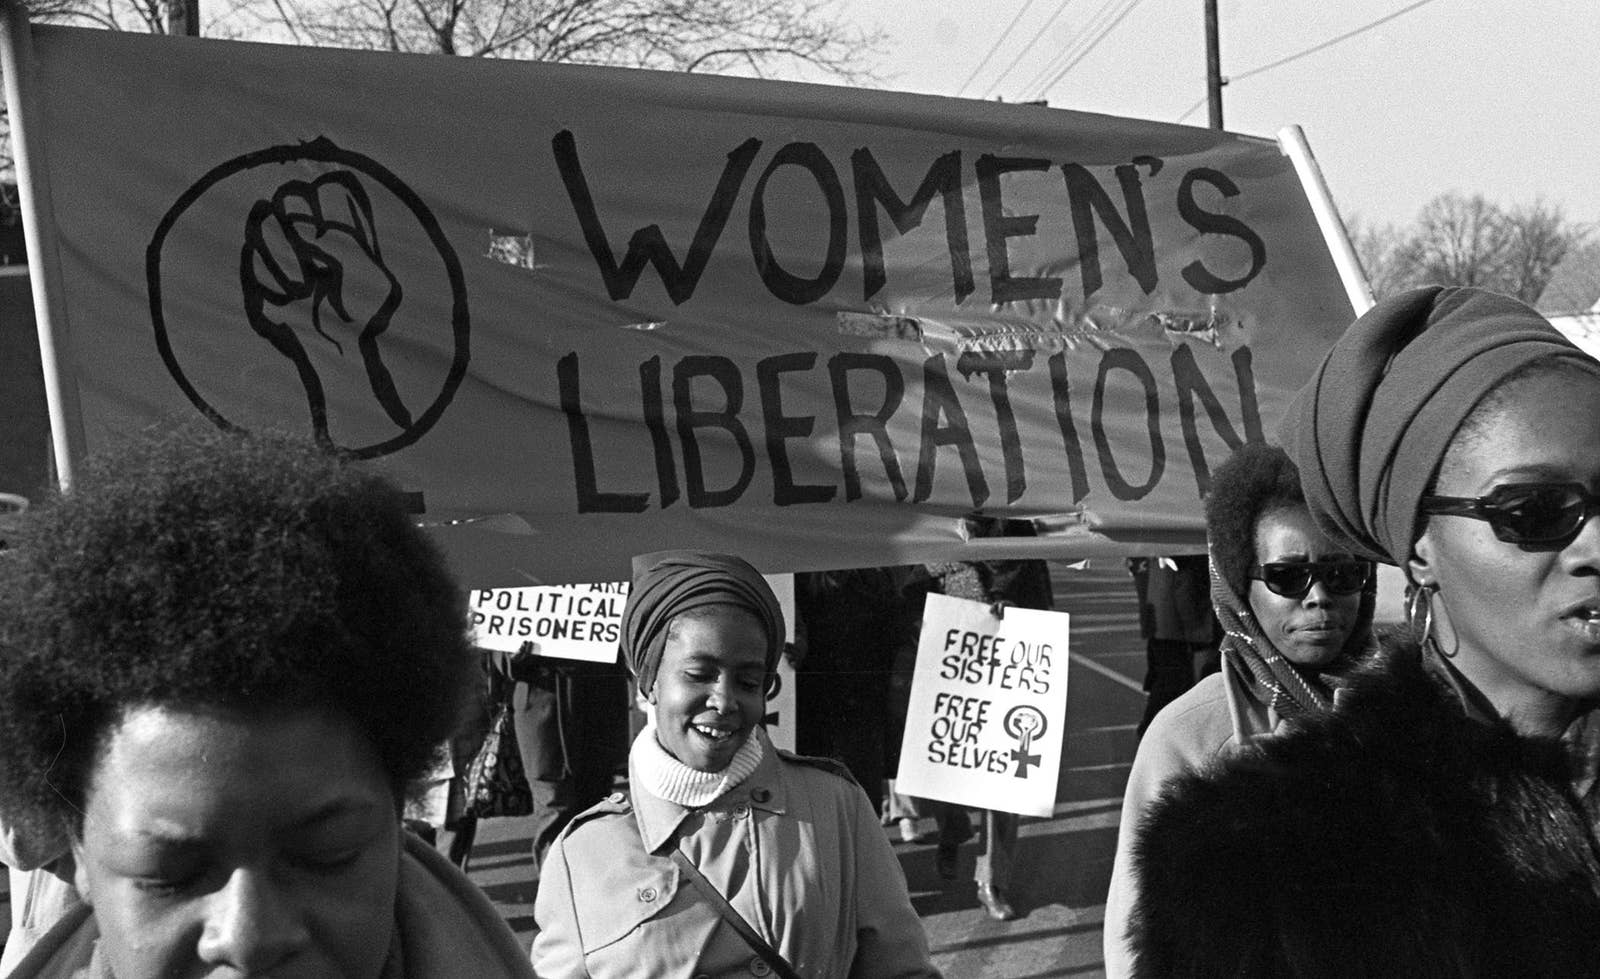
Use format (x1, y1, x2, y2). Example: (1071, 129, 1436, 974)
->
(0, 563, 1147, 978)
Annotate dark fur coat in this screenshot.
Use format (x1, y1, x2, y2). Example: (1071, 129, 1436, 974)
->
(1129, 641, 1600, 978)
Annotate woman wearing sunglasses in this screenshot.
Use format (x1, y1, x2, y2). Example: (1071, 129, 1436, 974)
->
(1130, 287, 1600, 976)
(1102, 442, 1374, 978)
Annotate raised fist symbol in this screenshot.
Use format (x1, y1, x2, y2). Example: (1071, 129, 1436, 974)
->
(241, 171, 410, 445)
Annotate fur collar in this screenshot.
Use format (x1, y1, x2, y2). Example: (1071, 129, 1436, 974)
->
(1130, 641, 1600, 979)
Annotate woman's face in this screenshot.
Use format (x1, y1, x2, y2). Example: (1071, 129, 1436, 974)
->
(72, 704, 400, 979)
(651, 606, 769, 773)
(1411, 367, 1600, 726)
(1248, 506, 1365, 668)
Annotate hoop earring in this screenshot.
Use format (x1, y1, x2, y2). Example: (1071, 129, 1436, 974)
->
(1406, 582, 1442, 656)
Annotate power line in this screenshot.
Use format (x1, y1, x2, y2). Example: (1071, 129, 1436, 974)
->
(1012, 0, 1127, 98)
(1032, 0, 1150, 100)
(956, 0, 1045, 98)
(978, 0, 1080, 100)
(1176, 0, 1442, 123)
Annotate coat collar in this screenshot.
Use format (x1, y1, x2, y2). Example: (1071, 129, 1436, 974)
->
(630, 731, 789, 854)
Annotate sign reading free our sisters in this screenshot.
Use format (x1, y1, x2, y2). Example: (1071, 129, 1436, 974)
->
(896, 593, 1070, 818)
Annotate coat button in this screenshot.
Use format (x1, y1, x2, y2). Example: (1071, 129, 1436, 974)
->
(749, 956, 773, 976)
(732, 803, 751, 818)
(750, 788, 771, 803)
(608, 791, 626, 804)
(638, 886, 658, 903)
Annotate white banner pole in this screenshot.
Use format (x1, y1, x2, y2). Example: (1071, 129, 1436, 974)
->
(1277, 124, 1374, 317)
(2, 0, 84, 489)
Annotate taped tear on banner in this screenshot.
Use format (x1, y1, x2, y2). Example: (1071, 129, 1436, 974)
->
(836, 311, 923, 341)
(955, 512, 1069, 542)
(1147, 309, 1232, 347)
(485, 230, 542, 270)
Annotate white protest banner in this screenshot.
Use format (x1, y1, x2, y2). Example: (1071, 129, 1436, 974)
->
(9, 23, 1357, 584)
(468, 582, 628, 663)
(896, 593, 1069, 818)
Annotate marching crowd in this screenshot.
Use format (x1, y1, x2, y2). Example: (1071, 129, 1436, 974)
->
(1, 285, 1598, 977)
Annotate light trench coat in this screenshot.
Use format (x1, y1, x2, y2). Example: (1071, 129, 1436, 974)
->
(531, 742, 939, 979)
(1101, 658, 1282, 979)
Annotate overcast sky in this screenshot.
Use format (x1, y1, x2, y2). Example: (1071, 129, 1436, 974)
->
(810, 0, 1598, 231)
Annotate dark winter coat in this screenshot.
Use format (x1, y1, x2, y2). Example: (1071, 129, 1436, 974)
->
(1129, 641, 1600, 979)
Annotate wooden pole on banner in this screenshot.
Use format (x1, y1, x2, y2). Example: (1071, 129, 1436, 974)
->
(1, 0, 84, 489)
(1277, 125, 1374, 317)
(1204, 0, 1224, 130)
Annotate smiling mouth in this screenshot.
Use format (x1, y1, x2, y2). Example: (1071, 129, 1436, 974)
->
(692, 724, 738, 743)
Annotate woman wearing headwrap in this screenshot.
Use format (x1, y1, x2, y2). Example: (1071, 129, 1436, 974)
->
(530, 550, 939, 979)
(1102, 443, 1374, 977)
(1129, 287, 1600, 977)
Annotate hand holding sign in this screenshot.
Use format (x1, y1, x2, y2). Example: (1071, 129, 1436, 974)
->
(240, 171, 410, 442)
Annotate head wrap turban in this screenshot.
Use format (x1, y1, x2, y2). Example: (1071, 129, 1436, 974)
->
(1282, 286, 1586, 570)
(620, 550, 784, 697)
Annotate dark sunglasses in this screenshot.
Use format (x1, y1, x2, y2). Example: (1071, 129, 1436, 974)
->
(1249, 560, 1372, 599)
(1419, 482, 1600, 545)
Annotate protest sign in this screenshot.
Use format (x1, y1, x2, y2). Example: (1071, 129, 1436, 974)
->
(468, 582, 628, 662)
(7, 22, 1357, 583)
(465, 574, 797, 748)
(896, 593, 1070, 818)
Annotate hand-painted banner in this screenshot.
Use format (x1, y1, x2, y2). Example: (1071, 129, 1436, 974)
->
(895, 594, 1070, 818)
(17, 25, 1354, 584)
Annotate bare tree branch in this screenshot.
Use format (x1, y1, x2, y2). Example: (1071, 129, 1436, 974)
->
(210, 0, 882, 83)
(1348, 192, 1591, 306)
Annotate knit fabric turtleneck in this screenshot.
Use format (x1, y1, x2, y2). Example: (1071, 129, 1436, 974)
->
(632, 716, 765, 809)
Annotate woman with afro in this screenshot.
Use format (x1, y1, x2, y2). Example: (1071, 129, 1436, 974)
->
(1101, 442, 1376, 977)
(0, 426, 535, 979)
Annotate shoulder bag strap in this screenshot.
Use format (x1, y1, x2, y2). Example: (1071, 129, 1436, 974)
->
(667, 848, 804, 979)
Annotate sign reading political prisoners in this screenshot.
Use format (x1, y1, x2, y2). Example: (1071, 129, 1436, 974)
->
(468, 583, 629, 662)
(12, 24, 1354, 584)
(896, 594, 1070, 818)
(464, 575, 798, 748)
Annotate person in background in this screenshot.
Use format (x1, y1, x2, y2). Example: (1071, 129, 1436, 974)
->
(1102, 442, 1375, 977)
(0, 818, 81, 974)
(1131, 288, 1600, 975)
(1128, 554, 1221, 737)
(0, 514, 84, 973)
(480, 639, 631, 883)
(0, 427, 534, 979)
(912, 521, 1055, 922)
(792, 567, 902, 816)
(532, 550, 938, 978)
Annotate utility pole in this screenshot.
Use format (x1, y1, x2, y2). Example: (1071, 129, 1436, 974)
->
(168, 0, 199, 35)
(1204, 0, 1224, 130)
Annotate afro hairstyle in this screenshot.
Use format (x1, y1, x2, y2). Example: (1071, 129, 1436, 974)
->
(0, 426, 473, 838)
(1204, 441, 1306, 596)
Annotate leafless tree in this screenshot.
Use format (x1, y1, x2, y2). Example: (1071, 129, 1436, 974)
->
(1400, 191, 1511, 291)
(1352, 191, 1590, 304)
(1347, 215, 1413, 300)
(208, 0, 881, 80)
(1538, 240, 1600, 313)
(25, 0, 175, 32)
(1501, 199, 1587, 305)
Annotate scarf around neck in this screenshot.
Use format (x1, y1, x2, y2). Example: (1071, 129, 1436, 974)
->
(1211, 551, 1372, 718)
(632, 716, 765, 809)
